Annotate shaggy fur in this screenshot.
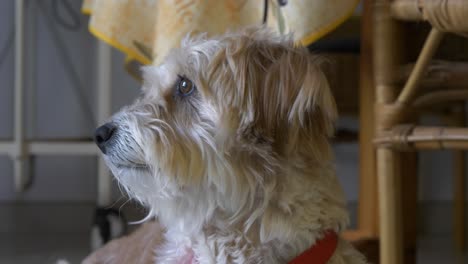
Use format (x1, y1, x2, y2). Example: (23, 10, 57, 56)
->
(98, 27, 366, 264)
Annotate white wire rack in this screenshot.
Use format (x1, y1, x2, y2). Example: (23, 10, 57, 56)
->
(0, 0, 113, 206)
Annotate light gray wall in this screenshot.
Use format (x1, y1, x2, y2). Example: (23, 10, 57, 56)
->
(0, 1, 466, 203)
(0, 0, 139, 202)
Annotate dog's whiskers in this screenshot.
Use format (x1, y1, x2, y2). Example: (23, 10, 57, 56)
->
(105, 196, 126, 210)
(129, 208, 154, 225)
(118, 197, 132, 215)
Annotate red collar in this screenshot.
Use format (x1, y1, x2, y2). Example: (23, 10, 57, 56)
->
(288, 231, 338, 264)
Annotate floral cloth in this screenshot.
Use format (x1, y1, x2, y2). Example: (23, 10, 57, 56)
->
(82, 0, 359, 77)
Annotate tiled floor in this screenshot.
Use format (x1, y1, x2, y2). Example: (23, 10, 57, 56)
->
(0, 233, 89, 264)
(0, 233, 466, 263)
(416, 235, 467, 264)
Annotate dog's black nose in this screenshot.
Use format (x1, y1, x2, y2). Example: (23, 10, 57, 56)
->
(94, 123, 116, 154)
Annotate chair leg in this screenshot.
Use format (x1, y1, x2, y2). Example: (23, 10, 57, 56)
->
(452, 108, 466, 251)
(453, 149, 465, 251)
(401, 152, 418, 264)
(358, 0, 378, 240)
(374, 1, 407, 263)
(443, 106, 466, 251)
(377, 148, 404, 264)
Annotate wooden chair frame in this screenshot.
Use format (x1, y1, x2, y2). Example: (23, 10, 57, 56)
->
(372, 0, 467, 263)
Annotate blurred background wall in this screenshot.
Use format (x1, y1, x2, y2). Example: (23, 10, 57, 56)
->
(0, 0, 139, 203)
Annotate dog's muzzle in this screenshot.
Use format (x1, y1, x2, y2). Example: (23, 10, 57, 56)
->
(94, 123, 116, 154)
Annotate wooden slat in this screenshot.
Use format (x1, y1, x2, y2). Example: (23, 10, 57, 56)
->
(375, 126, 468, 150)
(391, 0, 423, 21)
(413, 90, 468, 108)
(343, 229, 375, 241)
(397, 28, 444, 104)
(399, 61, 468, 90)
(358, 0, 379, 239)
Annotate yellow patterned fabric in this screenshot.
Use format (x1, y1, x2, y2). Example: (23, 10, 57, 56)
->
(82, 0, 359, 77)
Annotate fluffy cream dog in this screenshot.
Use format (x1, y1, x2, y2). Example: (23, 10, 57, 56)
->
(92, 27, 366, 264)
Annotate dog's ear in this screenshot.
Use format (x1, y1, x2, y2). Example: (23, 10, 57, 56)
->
(247, 46, 338, 162)
(257, 47, 337, 139)
(208, 33, 337, 150)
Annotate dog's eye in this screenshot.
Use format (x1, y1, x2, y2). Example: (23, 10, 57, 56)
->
(176, 76, 196, 96)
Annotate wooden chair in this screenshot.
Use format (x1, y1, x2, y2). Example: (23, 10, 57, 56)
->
(372, 0, 468, 263)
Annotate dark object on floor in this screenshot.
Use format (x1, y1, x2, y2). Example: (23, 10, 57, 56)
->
(91, 207, 126, 249)
(352, 239, 380, 264)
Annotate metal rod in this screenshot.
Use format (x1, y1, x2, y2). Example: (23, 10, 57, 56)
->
(0, 141, 98, 155)
(0, 142, 13, 154)
(29, 142, 99, 155)
(14, 0, 30, 192)
(27, 1, 37, 138)
(96, 40, 113, 206)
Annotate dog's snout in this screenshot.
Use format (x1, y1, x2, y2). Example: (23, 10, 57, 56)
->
(94, 123, 116, 154)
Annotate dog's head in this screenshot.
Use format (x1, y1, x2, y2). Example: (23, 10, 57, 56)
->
(95, 27, 337, 231)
